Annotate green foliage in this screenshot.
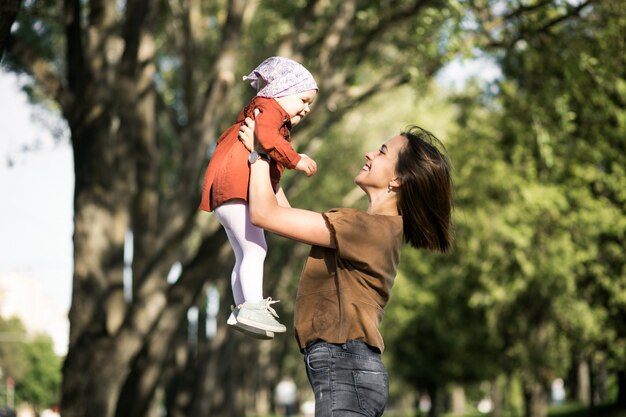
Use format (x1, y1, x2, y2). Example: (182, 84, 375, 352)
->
(4, 0, 625, 415)
(17, 335, 62, 410)
(0, 317, 29, 382)
(495, 0, 626, 375)
(384, 2, 626, 409)
(0, 317, 61, 410)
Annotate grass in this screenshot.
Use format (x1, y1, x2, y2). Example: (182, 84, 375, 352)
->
(547, 403, 626, 417)
(251, 403, 626, 417)
(404, 403, 626, 417)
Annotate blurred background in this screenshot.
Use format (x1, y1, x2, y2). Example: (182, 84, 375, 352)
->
(0, 1, 624, 417)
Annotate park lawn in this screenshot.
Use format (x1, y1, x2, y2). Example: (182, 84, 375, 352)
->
(547, 403, 626, 417)
(438, 403, 626, 417)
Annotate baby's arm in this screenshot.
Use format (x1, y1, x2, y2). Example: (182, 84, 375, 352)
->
(295, 154, 317, 177)
(253, 105, 317, 176)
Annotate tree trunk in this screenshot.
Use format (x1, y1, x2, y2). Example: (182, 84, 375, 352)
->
(61, 68, 138, 416)
(427, 387, 441, 417)
(0, 0, 21, 57)
(595, 360, 608, 405)
(491, 376, 503, 417)
(449, 385, 465, 414)
(617, 370, 626, 408)
(577, 358, 591, 406)
(523, 380, 548, 417)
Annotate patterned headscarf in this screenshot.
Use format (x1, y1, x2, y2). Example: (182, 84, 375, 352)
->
(243, 56, 318, 98)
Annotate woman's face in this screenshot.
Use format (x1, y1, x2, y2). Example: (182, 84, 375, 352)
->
(355, 135, 407, 189)
(274, 89, 318, 126)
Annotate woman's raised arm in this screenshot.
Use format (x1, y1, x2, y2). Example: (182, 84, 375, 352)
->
(240, 118, 335, 248)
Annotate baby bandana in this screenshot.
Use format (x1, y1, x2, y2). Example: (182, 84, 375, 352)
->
(243, 56, 318, 98)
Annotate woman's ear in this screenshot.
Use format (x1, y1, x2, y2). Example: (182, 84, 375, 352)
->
(389, 177, 402, 188)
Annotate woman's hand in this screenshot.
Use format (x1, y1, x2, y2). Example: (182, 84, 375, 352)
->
(238, 116, 255, 152)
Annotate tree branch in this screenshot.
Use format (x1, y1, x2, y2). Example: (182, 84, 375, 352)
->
(120, 0, 151, 74)
(502, 0, 553, 20)
(315, 0, 356, 73)
(481, 0, 598, 49)
(7, 35, 72, 111)
(350, 0, 431, 58)
(168, 0, 248, 223)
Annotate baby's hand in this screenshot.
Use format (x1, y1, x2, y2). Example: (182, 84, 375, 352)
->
(296, 154, 317, 177)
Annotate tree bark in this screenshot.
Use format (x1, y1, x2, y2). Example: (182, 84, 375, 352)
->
(577, 358, 591, 406)
(449, 385, 465, 414)
(616, 370, 626, 408)
(523, 380, 549, 417)
(491, 376, 503, 417)
(427, 386, 440, 417)
(0, 0, 20, 58)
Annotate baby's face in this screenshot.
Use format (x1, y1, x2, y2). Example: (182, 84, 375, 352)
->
(274, 89, 317, 126)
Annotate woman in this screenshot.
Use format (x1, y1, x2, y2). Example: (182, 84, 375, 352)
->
(240, 119, 453, 417)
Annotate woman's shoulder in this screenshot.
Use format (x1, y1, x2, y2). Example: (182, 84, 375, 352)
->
(325, 208, 402, 226)
(324, 208, 403, 256)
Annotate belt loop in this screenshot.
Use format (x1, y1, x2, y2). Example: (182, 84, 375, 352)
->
(305, 339, 321, 354)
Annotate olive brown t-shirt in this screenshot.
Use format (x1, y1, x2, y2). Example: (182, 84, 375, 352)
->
(294, 208, 404, 353)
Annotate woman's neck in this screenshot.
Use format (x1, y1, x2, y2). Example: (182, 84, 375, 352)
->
(366, 191, 399, 216)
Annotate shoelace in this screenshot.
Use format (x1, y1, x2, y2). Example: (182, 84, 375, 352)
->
(263, 297, 281, 318)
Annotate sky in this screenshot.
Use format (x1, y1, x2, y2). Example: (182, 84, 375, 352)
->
(0, 56, 501, 357)
(0, 70, 73, 355)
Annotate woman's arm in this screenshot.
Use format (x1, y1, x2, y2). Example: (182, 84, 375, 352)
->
(275, 186, 291, 208)
(241, 119, 334, 248)
(248, 159, 334, 247)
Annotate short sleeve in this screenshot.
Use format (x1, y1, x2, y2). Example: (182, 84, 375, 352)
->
(322, 208, 403, 268)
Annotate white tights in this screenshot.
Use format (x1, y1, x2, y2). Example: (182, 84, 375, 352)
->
(214, 201, 267, 306)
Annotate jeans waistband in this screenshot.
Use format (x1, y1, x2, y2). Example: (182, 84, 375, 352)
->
(305, 339, 381, 356)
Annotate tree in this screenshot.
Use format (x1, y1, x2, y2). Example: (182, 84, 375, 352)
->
(0, 317, 29, 384)
(3, 1, 469, 417)
(18, 335, 62, 412)
(6, 1, 615, 416)
(454, 0, 625, 415)
(489, 0, 626, 410)
(0, 317, 61, 411)
(383, 2, 625, 416)
(0, 0, 21, 57)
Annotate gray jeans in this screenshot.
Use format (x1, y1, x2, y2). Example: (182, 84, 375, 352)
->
(304, 340, 388, 417)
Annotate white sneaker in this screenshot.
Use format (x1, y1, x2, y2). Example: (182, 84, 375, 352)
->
(228, 305, 275, 340)
(227, 305, 239, 325)
(236, 298, 287, 333)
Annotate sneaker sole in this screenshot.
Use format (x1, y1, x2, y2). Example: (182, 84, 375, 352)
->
(236, 316, 287, 333)
(229, 321, 275, 340)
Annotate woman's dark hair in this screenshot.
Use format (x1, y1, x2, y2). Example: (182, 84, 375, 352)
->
(396, 126, 453, 252)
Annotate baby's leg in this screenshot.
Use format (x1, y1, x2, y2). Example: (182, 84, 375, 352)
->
(214, 201, 267, 305)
